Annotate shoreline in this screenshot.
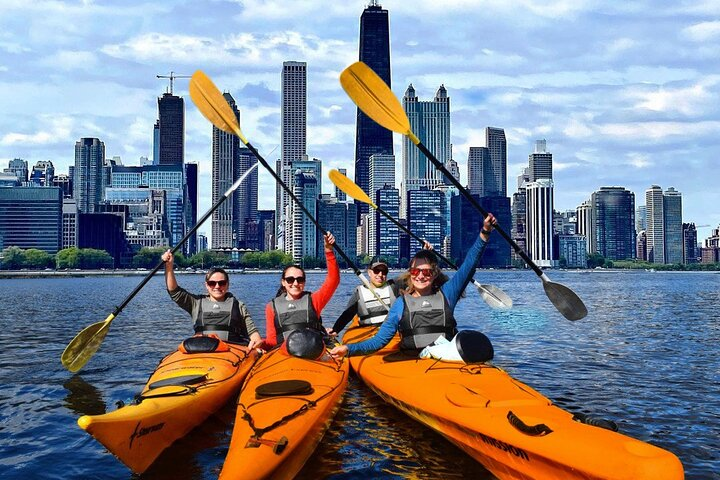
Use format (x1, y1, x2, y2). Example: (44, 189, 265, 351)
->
(1, 267, 717, 279)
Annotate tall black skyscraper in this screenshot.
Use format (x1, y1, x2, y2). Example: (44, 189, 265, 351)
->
(355, 1, 393, 221)
(184, 163, 198, 255)
(157, 93, 184, 166)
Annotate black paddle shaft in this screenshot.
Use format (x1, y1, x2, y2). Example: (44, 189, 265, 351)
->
(415, 142, 543, 277)
(243, 142, 362, 276)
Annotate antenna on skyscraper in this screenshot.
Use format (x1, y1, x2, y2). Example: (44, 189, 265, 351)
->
(156, 71, 191, 95)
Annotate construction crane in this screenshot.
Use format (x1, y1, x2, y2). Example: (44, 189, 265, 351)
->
(156, 71, 190, 95)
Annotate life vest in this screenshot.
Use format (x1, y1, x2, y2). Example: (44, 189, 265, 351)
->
(399, 291, 457, 350)
(271, 292, 323, 344)
(193, 295, 249, 343)
(356, 283, 396, 325)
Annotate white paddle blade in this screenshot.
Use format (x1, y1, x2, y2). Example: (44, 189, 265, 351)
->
(476, 283, 513, 310)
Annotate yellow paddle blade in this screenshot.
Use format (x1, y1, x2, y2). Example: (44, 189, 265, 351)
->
(189, 70, 248, 144)
(340, 62, 414, 139)
(61, 313, 115, 372)
(328, 169, 377, 208)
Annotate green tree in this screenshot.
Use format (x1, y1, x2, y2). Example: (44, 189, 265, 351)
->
(1, 246, 25, 269)
(56, 247, 80, 269)
(587, 253, 606, 269)
(79, 249, 114, 269)
(23, 249, 54, 269)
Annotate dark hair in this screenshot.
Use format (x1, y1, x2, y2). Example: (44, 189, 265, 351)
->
(275, 264, 306, 297)
(398, 250, 449, 295)
(205, 267, 229, 283)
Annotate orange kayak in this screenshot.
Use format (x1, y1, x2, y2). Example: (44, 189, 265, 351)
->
(343, 319, 684, 480)
(78, 336, 259, 474)
(220, 343, 349, 479)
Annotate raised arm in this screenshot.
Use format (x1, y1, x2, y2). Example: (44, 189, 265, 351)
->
(162, 249, 179, 291)
(441, 213, 496, 310)
(311, 233, 341, 316)
(330, 297, 405, 358)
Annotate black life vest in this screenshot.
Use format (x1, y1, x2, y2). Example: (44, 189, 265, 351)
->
(193, 295, 249, 344)
(271, 292, 323, 344)
(356, 283, 396, 325)
(398, 291, 457, 350)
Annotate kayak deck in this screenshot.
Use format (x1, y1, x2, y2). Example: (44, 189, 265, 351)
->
(343, 321, 684, 480)
(78, 340, 258, 474)
(220, 346, 349, 480)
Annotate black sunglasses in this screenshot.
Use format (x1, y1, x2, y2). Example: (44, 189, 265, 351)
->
(371, 266, 388, 275)
(206, 280, 227, 288)
(283, 276, 306, 284)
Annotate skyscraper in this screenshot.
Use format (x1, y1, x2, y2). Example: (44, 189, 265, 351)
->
(335, 168, 347, 202)
(74, 137, 105, 213)
(369, 153, 395, 196)
(645, 185, 664, 264)
(591, 187, 635, 260)
(157, 93, 184, 166)
(407, 188, 446, 257)
(354, 1, 393, 221)
(485, 127, 507, 197)
(234, 147, 258, 249)
(0, 187, 62, 254)
(467, 146, 490, 196)
(529, 139, 552, 181)
(277, 61, 307, 251)
(401, 84, 450, 217)
(663, 187, 683, 264)
(292, 170, 318, 262)
(4, 158, 28, 183)
(184, 162, 198, 254)
(526, 179, 554, 268)
(576, 200, 595, 255)
(211, 93, 239, 249)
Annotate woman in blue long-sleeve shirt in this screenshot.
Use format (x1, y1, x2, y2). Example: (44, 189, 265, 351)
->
(329, 213, 497, 358)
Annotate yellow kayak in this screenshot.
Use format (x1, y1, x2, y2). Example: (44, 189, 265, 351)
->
(78, 336, 259, 474)
(220, 332, 349, 480)
(343, 319, 684, 480)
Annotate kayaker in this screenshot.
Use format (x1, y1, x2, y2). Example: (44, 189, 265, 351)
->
(263, 232, 340, 349)
(328, 241, 433, 335)
(161, 250, 263, 349)
(329, 214, 497, 358)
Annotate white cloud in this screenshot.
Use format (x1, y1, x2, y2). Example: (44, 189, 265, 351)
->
(1, 115, 74, 146)
(37, 50, 98, 71)
(627, 153, 652, 168)
(633, 82, 716, 116)
(682, 21, 720, 41)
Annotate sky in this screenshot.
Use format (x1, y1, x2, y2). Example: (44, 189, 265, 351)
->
(1, 0, 719, 242)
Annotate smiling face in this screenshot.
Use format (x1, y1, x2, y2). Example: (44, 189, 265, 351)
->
(368, 264, 388, 287)
(281, 267, 306, 300)
(408, 258, 437, 296)
(205, 272, 229, 301)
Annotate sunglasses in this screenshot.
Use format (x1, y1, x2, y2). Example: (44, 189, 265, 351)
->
(409, 267, 435, 278)
(371, 266, 388, 275)
(283, 276, 306, 284)
(206, 280, 227, 288)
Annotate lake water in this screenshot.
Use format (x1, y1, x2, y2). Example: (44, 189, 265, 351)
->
(0, 270, 718, 479)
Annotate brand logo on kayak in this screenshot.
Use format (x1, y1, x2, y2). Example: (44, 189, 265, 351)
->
(478, 433, 529, 461)
(129, 421, 165, 449)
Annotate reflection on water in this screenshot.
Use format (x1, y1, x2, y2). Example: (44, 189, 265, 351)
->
(63, 375, 106, 417)
(0, 271, 718, 479)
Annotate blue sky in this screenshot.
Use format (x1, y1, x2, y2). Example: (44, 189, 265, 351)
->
(1, 0, 719, 241)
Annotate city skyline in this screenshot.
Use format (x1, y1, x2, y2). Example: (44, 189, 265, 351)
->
(1, 1, 718, 240)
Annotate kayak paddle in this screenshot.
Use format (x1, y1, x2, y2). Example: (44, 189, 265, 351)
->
(339, 61, 587, 321)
